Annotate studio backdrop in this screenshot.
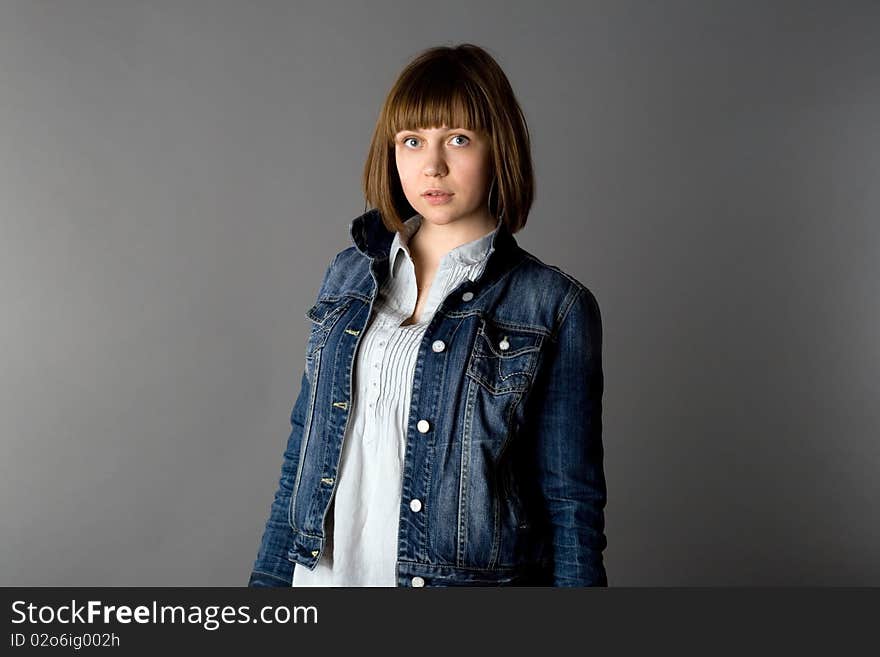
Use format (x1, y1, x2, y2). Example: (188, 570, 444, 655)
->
(1, 0, 878, 585)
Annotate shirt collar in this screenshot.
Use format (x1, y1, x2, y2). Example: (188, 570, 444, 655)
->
(388, 214, 502, 279)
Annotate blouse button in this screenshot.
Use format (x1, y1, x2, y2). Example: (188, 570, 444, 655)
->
(416, 419, 430, 433)
(432, 340, 446, 352)
(461, 291, 474, 302)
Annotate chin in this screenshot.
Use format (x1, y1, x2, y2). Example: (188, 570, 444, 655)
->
(418, 212, 462, 226)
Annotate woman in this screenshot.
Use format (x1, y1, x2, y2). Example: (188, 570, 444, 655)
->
(249, 43, 606, 587)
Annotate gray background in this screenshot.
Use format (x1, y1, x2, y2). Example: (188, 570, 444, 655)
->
(1, 0, 877, 586)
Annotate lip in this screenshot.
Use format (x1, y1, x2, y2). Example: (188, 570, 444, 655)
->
(421, 189, 453, 196)
(422, 191, 454, 206)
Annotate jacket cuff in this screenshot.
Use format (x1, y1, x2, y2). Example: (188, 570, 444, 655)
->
(248, 570, 292, 587)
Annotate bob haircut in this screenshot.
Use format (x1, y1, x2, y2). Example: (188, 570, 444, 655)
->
(362, 43, 535, 235)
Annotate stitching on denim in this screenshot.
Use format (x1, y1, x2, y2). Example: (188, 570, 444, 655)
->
(474, 324, 545, 358)
(423, 317, 466, 566)
(289, 344, 322, 533)
(489, 475, 501, 569)
(543, 284, 582, 344)
(442, 311, 548, 335)
(466, 351, 535, 394)
(313, 291, 371, 304)
(287, 519, 324, 540)
(398, 313, 427, 562)
(456, 377, 476, 567)
(521, 252, 590, 294)
(304, 306, 366, 546)
(318, 300, 370, 545)
(494, 387, 525, 472)
(250, 569, 291, 584)
(466, 374, 528, 395)
(305, 298, 351, 325)
(494, 387, 526, 568)
(483, 318, 550, 335)
(469, 248, 530, 299)
(419, 431, 433, 563)
(465, 320, 543, 394)
(395, 558, 549, 574)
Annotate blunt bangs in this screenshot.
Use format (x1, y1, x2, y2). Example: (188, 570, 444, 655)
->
(383, 64, 493, 143)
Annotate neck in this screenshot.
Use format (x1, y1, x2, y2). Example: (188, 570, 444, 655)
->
(409, 214, 498, 267)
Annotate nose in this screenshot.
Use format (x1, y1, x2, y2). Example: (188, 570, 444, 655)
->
(423, 145, 448, 177)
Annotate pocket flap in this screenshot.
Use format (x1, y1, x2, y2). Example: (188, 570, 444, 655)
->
(305, 297, 350, 325)
(474, 320, 543, 358)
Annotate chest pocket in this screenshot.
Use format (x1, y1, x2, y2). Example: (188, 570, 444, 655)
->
(466, 318, 545, 394)
(303, 296, 351, 379)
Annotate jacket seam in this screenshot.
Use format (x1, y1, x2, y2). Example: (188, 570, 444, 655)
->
(396, 558, 548, 573)
(521, 253, 591, 295)
(550, 284, 584, 342)
(250, 569, 291, 584)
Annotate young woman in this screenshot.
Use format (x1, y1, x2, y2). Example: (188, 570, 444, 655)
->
(249, 43, 606, 587)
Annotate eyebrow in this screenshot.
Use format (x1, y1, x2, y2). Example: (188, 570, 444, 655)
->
(395, 127, 473, 136)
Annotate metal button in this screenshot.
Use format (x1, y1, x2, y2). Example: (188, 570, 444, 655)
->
(417, 419, 430, 433)
(409, 498, 422, 512)
(411, 576, 425, 587)
(499, 337, 510, 351)
(432, 340, 446, 352)
(461, 291, 474, 301)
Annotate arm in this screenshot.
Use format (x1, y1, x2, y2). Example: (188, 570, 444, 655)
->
(248, 252, 340, 587)
(530, 285, 607, 586)
(248, 369, 312, 587)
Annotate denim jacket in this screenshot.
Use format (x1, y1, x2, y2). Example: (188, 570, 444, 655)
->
(249, 209, 607, 587)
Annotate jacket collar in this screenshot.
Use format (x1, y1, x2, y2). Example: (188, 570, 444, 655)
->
(348, 208, 525, 298)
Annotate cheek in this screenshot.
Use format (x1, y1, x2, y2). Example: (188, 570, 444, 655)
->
(395, 157, 414, 188)
(396, 152, 416, 173)
(460, 157, 491, 190)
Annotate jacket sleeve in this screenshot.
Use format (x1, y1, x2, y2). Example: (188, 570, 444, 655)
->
(248, 252, 340, 587)
(248, 370, 312, 587)
(530, 284, 607, 586)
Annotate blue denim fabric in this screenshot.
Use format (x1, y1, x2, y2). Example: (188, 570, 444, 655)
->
(249, 209, 606, 587)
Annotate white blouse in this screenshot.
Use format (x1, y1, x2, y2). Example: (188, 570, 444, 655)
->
(292, 213, 501, 586)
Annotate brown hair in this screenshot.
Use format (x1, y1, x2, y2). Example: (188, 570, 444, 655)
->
(362, 43, 534, 235)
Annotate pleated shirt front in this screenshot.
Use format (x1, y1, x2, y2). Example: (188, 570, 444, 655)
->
(292, 213, 501, 586)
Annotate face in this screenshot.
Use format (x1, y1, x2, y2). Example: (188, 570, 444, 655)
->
(393, 126, 495, 230)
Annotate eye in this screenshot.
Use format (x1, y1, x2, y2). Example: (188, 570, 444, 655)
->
(398, 133, 471, 149)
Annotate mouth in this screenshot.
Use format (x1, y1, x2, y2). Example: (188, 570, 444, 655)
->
(422, 191, 454, 205)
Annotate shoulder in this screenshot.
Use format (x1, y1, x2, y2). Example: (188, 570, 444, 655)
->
(330, 245, 363, 270)
(510, 247, 602, 331)
(314, 246, 369, 298)
(519, 250, 594, 297)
